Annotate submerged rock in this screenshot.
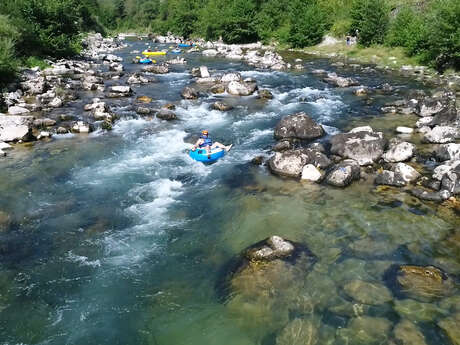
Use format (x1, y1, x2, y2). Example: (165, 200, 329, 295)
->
(438, 313, 460, 345)
(343, 280, 393, 305)
(393, 265, 455, 300)
(394, 298, 448, 323)
(276, 318, 318, 345)
(274, 112, 325, 141)
(393, 319, 428, 345)
(338, 316, 391, 345)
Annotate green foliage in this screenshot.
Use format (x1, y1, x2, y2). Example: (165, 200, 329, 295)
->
(254, 0, 290, 43)
(330, 19, 352, 38)
(421, 0, 460, 71)
(386, 6, 424, 55)
(0, 15, 19, 84)
(288, 0, 331, 48)
(350, 0, 389, 46)
(24, 56, 50, 70)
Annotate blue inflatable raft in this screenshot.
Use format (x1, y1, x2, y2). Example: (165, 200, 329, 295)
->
(178, 43, 193, 48)
(171, 49, 182, 54)
(189, 148, 225, 163)
(139, 58, 153, 64)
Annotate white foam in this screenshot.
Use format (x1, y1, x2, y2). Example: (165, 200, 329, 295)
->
(66, 251, 101, 268)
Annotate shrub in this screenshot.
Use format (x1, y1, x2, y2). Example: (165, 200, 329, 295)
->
(0, 15, 19, 84)
(288, 0, 331, 48)
(350, 0, 389, 46)
(330, 19, 352, 38)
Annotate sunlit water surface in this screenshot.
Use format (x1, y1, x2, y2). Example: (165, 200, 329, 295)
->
(0, 40, 458, 345)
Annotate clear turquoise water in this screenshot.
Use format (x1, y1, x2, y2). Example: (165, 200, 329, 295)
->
(0, 41, 458, 345)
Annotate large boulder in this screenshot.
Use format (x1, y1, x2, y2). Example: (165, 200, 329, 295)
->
(375, 170, 406, 187)
(424, 126, 458, 144)
(394, 163, 420, 183)
(268, 150, 308, 178)
(274, 112, 325, 141)
(301, 164, 323, 182)
(226, 80, 257, 96)
(156, 109, 177, 121)
(330, 129, 386, 165)
(109, 86, 133, 96)
(211, 101, 233, 111)
(221, 72, 242, 83)
(325, 159, 361, 187)
(382, 141, 415, 162)
(0, 115, 35, 142)
(441, 170, 460, 195)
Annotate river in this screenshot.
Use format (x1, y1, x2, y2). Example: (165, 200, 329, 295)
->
(0, 40, 458, 345)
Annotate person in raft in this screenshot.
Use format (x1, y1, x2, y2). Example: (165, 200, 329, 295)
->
(191, 130, 232, 157)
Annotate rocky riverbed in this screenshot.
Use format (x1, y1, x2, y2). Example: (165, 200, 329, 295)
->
(0, 34, 459, 345)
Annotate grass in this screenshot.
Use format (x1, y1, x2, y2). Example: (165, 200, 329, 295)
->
(300, 42, 423, 69)
(24, 56, 50, 70)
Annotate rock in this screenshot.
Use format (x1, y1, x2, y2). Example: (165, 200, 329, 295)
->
(7, 106, 30, 115)
(162, 103, 175, 110)
(211, 101, 233, 111)
(0, 115, 34, 142)
(394, 320, 428, 345)
(424, 126, 458, 144)
(354, 87, 368, 96)
(0, 211, 11, 229)
(330, 130, 386, 166)
(433, 160, 460, 180)
(338, 316, 391, 345)
(395, 298, 447, 322)
(410, 189, 451, 201)
(196, 77, 218, 84)
(127, 74, 149, 84)
(136, 96, 152, 103)
(143, 64, 169, 74)
(221, 72, 242, 83)
(276, 319, 318, 345)
(268, 150, 307, 178)
(323, 72, 359, 87)
(349, 126, 373, 133)
(416, 97, 447, 117)
(395, 265, 455, 300)
(33, 118, 56, 128)
(56, 127, 68, 134)
(257, 89, 273, 99)
(247, 235, 295, 261)
(301, 148, 332, 169)
(441, 171, 460, 195)
(301, 164, 323, 182)
(325, 159, 361, 187)
(343, 280, 393, 305)
(199, 66, 210, 78)
(156, 109, 177, 120)
(37, 131, 51, 140)
(202, 49, 218, 57)
(438, 313, 460, 345)
(383, 141, 415, 162)
(135, 107, 153, 115)
(210, 84, 225, 94)
(274, 112, 325, 141)
(109, 86, 132, 95)
(181, 87, 198, 100)
(71, 121, 92, 134)
(375, 170, 406, 187)
(227, 80, 257, 96)
(394, 163, 420, 183)
(436, 144, 460, 161)
(416, 117, 434, 128)
(396, 126, 414, 134)
(49, 97, 63, 108)
(168, 57, 186, 65)
(102, 54, 122, 62)
(251, 156, 265, 165)
(0, 142, 12, 151)
(21, 77, 47, 95)
(109, 62, 123, 72)
(273, 140, 291, 152)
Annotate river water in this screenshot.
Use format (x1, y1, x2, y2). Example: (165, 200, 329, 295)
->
(0, 40, 458, 345)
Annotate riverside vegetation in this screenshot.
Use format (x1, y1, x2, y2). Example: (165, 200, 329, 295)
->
(0, 0, 459, 87)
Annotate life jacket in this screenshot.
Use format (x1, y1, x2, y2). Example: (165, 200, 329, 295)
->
(199, 136, 213, 148)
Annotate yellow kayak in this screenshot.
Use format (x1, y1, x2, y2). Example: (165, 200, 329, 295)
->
(142, 51, 166, 56)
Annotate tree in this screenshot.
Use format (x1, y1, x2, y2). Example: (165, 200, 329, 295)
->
(288, 0, 330, 48)
(350, 0, 389, 46)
